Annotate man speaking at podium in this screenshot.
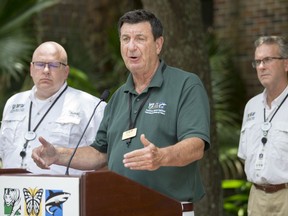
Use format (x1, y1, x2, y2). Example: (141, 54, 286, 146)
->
(32, 9, 210, 216)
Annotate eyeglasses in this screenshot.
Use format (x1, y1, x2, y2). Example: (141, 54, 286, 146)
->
(32, 62, 67, 71)
(252, 57, 286, 68)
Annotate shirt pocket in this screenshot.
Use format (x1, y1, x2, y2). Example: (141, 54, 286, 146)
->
(45, 115, 81, 147)
(240, 121, 260, 157)
(1, 114, 25, 146)
(271, 122, 288, 156)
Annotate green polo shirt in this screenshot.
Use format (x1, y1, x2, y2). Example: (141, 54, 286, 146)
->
(91, 60, 210, 202)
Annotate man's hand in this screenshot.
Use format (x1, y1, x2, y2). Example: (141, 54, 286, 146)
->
(32, 136, 58, 169)
(123, 134, 205, 170)
(123, 134, 164, 171)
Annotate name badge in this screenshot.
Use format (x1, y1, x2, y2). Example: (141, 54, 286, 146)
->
(122, 128, 137, 140)
(255, 152, 265, 170)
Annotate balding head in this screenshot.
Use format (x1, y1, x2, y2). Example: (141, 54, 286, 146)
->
(32, 41, 68, 64)
(30, 41, 69, 99)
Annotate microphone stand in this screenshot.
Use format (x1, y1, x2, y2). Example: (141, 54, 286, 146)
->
(65, 90, 109, 175)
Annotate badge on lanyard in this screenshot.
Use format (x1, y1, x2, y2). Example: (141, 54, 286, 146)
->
(122, 128, 137, 141)
(255, 151, 265, 170)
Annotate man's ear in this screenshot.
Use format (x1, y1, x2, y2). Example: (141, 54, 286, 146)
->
(156, 36, 164, 55)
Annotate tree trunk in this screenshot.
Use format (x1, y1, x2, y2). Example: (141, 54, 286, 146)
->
(141, 1, 222, 215)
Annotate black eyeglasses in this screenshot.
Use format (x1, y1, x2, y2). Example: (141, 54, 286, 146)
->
(252, 57, 286, 68)
(32, 62, 67, 71)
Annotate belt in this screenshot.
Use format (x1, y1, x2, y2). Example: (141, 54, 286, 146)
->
(254, 183, 288, 193)
(182, 203, 193, 212)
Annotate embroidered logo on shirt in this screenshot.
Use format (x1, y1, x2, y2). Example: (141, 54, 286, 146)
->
(145, 102, 167, 115)
(247, 112, 255, 122)
(68, 111, 80, 118)
(10, 104, 25, 113)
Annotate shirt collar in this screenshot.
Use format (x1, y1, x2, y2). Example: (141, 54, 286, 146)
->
(30, 82, 68, 103)
(262, 85, 288, 108)
(124, 59, 166, 94)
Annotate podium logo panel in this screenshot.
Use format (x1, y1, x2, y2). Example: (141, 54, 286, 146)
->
(0, 176, 80, 216)
(2, 188, 71, 216)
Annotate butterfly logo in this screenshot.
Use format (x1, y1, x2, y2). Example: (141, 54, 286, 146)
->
(23, 188, 43, 216)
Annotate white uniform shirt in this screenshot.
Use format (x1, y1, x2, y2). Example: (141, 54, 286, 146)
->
(238, 86, 288, 184)
(0, 82, 106, 175)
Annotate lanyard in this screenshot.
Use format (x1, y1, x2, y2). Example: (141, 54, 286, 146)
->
(28, 85, 68, 133)
(20, 85, 68, 164)
(125, 92, 151, 146)
(264, 92, 288, 122)
(124, 62, 166, 146)
(128, 92, 151, 129)
(261, 92, 288, 145)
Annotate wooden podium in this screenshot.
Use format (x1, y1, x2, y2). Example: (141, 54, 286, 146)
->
(0, 169, 182, 216)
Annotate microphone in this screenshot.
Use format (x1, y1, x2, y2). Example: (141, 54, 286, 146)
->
(65, 89, 110, 175)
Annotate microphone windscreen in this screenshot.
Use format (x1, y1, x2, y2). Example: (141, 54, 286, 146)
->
(100, 89, 110, 101)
